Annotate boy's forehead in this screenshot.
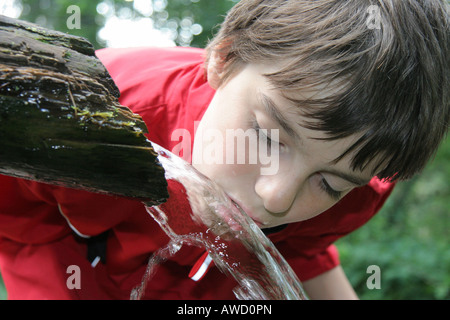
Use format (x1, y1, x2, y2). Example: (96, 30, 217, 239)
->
(247, 61, 347, 106)
(277, 75, 348, 105)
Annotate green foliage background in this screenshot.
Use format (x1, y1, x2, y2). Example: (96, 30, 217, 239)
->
(0, 0, 448, 300)
(337, 137, 450, 300)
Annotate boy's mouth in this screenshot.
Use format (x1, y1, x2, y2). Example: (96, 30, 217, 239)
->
(230, 198, 264, 228)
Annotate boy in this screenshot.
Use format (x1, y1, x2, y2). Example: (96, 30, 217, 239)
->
(0, 0, 448, 299)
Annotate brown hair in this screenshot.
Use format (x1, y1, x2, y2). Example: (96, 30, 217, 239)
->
(205, 0, 449, 181)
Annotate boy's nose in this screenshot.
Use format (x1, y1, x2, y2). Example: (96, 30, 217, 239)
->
(254, 170, 303, 215)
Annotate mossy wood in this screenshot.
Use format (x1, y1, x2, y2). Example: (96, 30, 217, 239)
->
(0, 15, 168, 204)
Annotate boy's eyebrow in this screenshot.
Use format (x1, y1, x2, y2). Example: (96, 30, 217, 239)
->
(258, 92, 302, 143)
(324, 169, 371, 187)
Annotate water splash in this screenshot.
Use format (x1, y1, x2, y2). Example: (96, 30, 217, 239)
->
(131, 142, 308, 300)
(130, 239, 182, 300)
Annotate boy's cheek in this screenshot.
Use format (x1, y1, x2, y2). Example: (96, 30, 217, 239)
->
(194, 159, 255, 183)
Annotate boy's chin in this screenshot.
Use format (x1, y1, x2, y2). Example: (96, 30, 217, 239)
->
(261, 224, 288, 235)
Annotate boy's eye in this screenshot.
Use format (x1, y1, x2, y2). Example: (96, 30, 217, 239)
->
(319, 177, 343, 200)
(252, 120, 281, 148)
(254, 122, 272, 147)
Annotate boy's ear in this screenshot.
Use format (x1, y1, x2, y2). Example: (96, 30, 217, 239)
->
(206, 49, 226, 90)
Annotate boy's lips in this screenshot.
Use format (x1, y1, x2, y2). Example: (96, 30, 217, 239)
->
(230, 198, 264, 228)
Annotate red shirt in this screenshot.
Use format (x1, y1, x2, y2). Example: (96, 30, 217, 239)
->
(0, 47, 395, 299)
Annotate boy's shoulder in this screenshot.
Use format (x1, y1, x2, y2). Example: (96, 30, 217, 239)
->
(96, 46, 209, 111)
(96, 46, 205, 74)
(96, 46, 213, 154)
(96, 46, 206, 101)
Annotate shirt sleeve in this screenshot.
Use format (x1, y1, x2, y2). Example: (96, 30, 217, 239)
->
(271, 178, 396, 281)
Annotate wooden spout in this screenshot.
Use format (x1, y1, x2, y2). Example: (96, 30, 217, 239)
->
(0, 15, 168, 204)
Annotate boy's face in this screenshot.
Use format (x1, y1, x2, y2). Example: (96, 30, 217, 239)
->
(192, 62, 374, 229)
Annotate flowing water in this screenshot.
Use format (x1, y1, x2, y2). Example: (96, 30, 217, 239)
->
(131, 142, 308, 300)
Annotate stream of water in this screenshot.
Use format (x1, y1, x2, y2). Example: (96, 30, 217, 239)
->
(130, 142, 308, 300)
